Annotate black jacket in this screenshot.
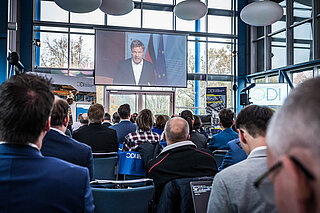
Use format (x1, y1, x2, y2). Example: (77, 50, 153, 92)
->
(72, 123, 118, 153)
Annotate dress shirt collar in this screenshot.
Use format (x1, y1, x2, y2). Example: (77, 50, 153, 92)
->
(50, 127, 66, 136)
(248, 146, 267, 157)
(160, 140, 196, 154)
(0, 141, 39, 150)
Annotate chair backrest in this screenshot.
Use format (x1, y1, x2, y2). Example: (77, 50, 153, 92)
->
(212, 150, 228, 168)
(118, 151, 145, 177)
(92, 185, 154, 213)
(156, 177, 213, 213)
(190, 180, 213, 213)
(93, 152, 118, 158)
(93, 156, 118, 180)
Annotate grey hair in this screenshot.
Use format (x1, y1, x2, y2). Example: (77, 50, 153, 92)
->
(267, 77, 320, 161)
(164, 117, 189, 143)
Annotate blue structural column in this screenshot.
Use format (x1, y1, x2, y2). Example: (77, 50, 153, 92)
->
(35, 0, 41, 67)
(237, 0, 248, 114)
(0, 0, 8, 83)
(194, 19, 200, 115)
(20, 0, 34, 71)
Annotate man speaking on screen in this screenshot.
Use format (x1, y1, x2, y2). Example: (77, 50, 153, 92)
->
(114, 39, 156, 86)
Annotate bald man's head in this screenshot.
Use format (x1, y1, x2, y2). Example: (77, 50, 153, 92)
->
(164, 117, 189, 145)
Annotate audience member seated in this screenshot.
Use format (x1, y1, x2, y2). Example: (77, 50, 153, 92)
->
(193, 115, 209, 140)
(74, 113, 89, 133)
(152, 115, 169, 137)
(73, 103, 118, 153)
(0, 74, 94, 212)
(130, 112, 138, 123)
(112, 112, 120, 124)
(218, 138, 247, 171)
(110, 104, 137, 144)
(180, 110, 207, 149)
(207, 105, 277, 213)
(41, 97, 93, 179)
(264, 78, 320, 213)
(102, 112, 112, 127)
(208, 109, 238, 151)
(72, 113, 82, 131)
(147, 117, 217, 203)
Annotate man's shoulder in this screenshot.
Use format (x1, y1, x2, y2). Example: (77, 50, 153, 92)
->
(43, 155, 89, 173)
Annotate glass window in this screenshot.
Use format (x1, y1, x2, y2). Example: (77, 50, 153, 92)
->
(68, 70, 94, 77)
(143, 10, 173, 30)
(143, 95, 171, 115)
(69, 34, 94, 69)
(208, 0, 232, 10)
(188, 41, 206, 73)
(144, 0, 172, 4)
(70, 10, 105, 25)
(107, 9, 141, 28)
(208, 43, 232, 75)
(39, 26, 68, 32)
(294, 22, 312, 64)
(40, 1, 68, 22)
(109, 94, 137, 115)
(271, 31, 286, 69)
(255, 77, 265, 83)
(268, 75, 279, 83)
(208, 15, 232, 34)
(271, 0, 286, 33)
(292, 70, 313, 86)
(40, 32, 68, 68)
(293, 0, 312, 24)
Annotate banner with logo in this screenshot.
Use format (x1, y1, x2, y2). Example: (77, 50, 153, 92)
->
(206, 87, 227, 114)
(249, 83, 288, 106)
(118, 151, 145, 177)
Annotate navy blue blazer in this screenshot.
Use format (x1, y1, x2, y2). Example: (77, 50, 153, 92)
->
(218, 138, 247, 171)
(109, 120, 137, 144)
(208, 128, 239, 151)
(41, 128, 94, 180)
(114, 59, 155, 86)
(0, 144, 94, 213)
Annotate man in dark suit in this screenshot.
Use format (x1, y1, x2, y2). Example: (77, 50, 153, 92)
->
(102, 112, 112, 128)
(73, 103, 119, 153)
(114, 40, 155, 86)
(41, 97, 94, 179)
(0, 73, 94, 212)
(110, 104, 137, 144)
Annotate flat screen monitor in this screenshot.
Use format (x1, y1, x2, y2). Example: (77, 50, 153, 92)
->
(95, 30, 187, 87)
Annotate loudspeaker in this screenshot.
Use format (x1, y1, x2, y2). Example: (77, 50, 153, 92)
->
(240, 93, 249, 105)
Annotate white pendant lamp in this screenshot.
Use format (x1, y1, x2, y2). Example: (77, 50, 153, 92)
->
(99, 0, 134, 16)
(240, 0, 284, 26)
(54, 0, 102, 13)
(174, 0, 208, 21)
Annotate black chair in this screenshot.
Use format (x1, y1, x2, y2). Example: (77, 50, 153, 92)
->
(190, 180, 213, 213)
(91, 179, 154, 213)
(93, 152, 118, 180)
(155, 177, 214, 213)
(212, 150, 228, 168)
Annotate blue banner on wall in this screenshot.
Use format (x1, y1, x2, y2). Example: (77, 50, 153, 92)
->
(206, 87, 227, 114)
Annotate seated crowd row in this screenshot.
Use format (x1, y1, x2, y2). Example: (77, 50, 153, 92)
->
(0, 73, 319, 213)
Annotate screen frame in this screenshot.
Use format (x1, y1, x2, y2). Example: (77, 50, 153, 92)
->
(94, 29, 188, 88)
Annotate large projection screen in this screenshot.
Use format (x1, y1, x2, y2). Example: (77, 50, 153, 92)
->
(95, 30, 187, 87)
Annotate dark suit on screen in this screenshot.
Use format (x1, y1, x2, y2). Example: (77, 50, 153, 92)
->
(109, 120, 137, 144)
(73, 123, 119, 153)
(0, 143, 94, 213)
(41, 128, 94, 179)
(114, 59, 155, 85)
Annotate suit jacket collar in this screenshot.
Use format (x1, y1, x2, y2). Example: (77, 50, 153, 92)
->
(247, 146, 267, 159)
(0, 143, 43, 157)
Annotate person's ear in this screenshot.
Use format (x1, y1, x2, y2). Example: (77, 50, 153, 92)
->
(44, 117, 51, 132)
(238, 129, 246, 144)
(282, 156, 313, 203)
(64, 116, 69, 127)
(187, 134, 190, 140)
(163, 133, 167, 142)
(233, 120, 235, 125)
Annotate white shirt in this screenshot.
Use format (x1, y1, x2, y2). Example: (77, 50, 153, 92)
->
(160, 140, 196, 154)
(249, 146, 267, 156)
(50, 127, 66, 136)
(131, 59, 143, 85)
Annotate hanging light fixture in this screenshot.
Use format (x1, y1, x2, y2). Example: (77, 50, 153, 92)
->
(174, 0, 208, 21)
(54, 0, 102, 13)
(240, 0, 284, 26)
(99, 0, 134, 16)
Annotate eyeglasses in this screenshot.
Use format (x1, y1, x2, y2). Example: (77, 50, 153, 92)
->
(254, 156, 315, 204)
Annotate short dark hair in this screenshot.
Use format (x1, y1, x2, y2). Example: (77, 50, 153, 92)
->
(0, 73, 54, 144)
(112, 112, 120, 124)
(88, 104, 104, 124)
(104, 112, 111, 121)
(235, 105, 274, 138)
(180, 110, 194, 134)
(118, 104, 130, 119)
(51, 99, 69, 126)
(136, 109, 153, 132)
(218, 109, 235, 128)
(80, 114, 88, 125)
(193, 115, 202, 131)
(130, 40, 145, 51)
(130, 112, 138, 123)
(155, 115, 169, 130)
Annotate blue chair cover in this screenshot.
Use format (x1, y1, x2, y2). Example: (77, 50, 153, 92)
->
(118, 151, 145, 177)
(118, 143, 124, 155)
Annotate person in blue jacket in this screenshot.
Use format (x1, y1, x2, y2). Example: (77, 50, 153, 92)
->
(208, 109, 238, 151)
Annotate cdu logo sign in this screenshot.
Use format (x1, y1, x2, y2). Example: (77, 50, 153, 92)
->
(126, 152, 142, 159)
(250, 83, 288, 106)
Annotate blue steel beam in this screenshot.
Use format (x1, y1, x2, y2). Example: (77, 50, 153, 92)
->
(194, 19, 200, 115)
(20, 0, 33, 71)
(0, 0, 8, 84)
